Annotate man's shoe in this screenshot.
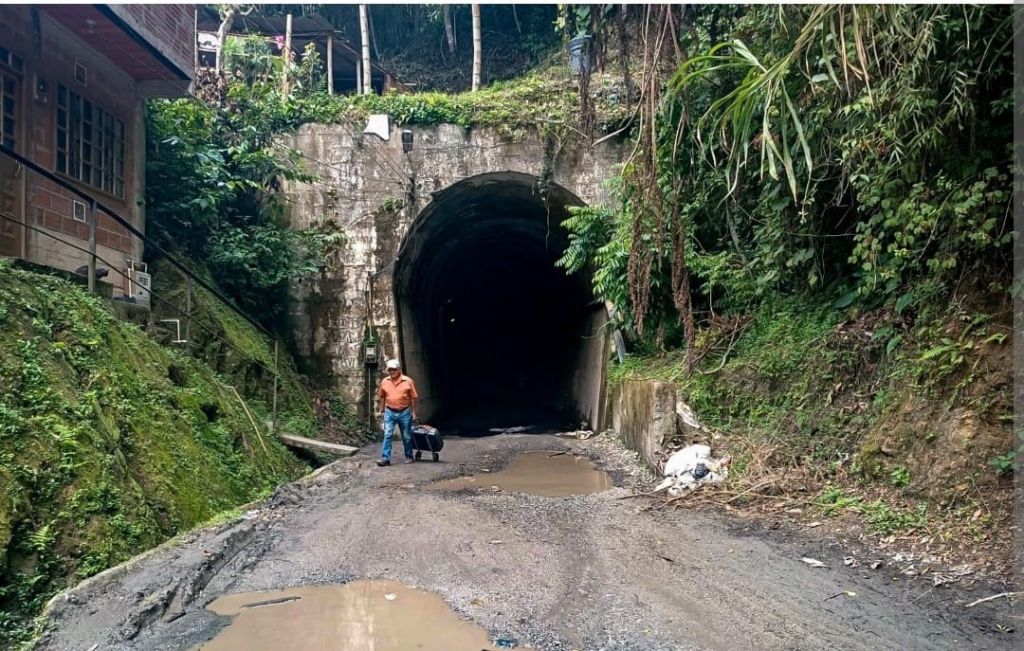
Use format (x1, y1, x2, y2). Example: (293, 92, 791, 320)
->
(376, 459, 391, 467)
(404, 457, 416, 464)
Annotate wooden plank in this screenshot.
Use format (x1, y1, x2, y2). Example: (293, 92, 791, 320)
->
(280, 434, 359, 457)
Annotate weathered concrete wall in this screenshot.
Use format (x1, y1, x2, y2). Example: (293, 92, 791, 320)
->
(607, 380, 678, 470)
(281, 122, 623, 421)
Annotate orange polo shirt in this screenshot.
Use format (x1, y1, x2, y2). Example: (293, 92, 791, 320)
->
(378, 374, 418, 410)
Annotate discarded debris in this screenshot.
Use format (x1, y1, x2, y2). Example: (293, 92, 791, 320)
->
(931, 565, 974, 587)
(802, 557, 827, 568)
(805, 521, 823, 528)
(675, 401, 702, 433)
(653, 444, 732, 496)
(824, 591, 857, 601)
(965, 591, 1021, 608)
(384, 593, 397, 601)
(556, 429, 598, 440)
(843, 557, 860, 568)
(242, 596, 302, 609)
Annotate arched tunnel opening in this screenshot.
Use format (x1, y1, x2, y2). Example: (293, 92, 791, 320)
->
(394, 173, 608, 435)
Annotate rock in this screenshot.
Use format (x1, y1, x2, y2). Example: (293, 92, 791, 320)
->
(675, 401, 702, 435)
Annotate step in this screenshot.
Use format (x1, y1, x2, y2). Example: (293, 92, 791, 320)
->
(279, 434, 359, 457)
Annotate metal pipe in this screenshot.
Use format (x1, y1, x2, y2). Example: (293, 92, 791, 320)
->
(271, 339, 280, 434)
(87, 199, 97, 293)
(0, 142, 272, 336)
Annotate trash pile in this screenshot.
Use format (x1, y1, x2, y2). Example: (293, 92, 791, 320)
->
(654, 444, 732, 496)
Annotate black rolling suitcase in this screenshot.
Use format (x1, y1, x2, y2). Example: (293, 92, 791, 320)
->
(411, 424, 443, 461)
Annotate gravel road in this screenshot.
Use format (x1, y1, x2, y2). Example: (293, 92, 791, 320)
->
(36, 433, 1018, 651)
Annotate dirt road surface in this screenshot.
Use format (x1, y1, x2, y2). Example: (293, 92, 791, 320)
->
(36, 434, 1018, 650)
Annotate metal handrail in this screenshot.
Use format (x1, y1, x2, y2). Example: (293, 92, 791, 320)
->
(0, 209, 280, 378)
(0, 142, 272, 337)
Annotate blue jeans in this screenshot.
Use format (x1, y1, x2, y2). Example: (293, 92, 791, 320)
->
(381, 407, 413, 461)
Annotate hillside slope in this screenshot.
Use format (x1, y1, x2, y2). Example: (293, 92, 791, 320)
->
(612, 291, 1014, 575)
(0, 261, 309, 646)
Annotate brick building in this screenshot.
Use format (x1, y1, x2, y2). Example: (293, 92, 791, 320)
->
(0, 4, 193, 287)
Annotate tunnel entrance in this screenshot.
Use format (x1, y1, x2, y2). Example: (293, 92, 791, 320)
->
(394, 172, 607, 435)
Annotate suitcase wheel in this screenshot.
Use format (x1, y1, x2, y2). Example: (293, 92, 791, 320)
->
(414, 451, 422, 460)
(432, 453, 440, 462)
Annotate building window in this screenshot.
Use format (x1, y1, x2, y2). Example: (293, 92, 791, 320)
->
(56, 85, 125, 198)
(1, 72, 16, 151)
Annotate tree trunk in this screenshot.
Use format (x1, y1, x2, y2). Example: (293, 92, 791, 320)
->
(359, 4, 372, 94)
(326, 31, 334, 94)
(282, 13, 292, 94)
(215, 4, 239, 72)
(367, 5, 379, 61)
(443, 5, 456, 55)
(471, 4, 482, 91)
(512, 5, 522, 35)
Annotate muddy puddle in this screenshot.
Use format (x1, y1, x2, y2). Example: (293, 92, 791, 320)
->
(196, 579, 523, 650)
(431, 450, 612, 497)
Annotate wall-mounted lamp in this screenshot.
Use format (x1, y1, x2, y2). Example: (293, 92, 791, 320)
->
(364, 339, 379, 366)
(401, 130, 414, 153)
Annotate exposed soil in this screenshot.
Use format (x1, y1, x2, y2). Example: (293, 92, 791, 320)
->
(36, 433, 1019, 651)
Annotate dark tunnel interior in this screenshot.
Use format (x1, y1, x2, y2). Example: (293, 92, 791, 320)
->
(394, 173, 603, 435)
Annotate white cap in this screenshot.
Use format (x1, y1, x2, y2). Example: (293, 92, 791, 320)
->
(385, 359, 400, 370)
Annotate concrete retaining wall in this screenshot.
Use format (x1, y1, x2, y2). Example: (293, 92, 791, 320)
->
(607, 380, 677, 470)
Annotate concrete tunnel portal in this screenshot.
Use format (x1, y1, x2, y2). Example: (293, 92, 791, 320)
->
(394, 172, 608, 435)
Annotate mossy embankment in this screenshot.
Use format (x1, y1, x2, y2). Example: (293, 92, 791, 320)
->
(0, 261, 314, 646)
(610, 292, 1014, 574)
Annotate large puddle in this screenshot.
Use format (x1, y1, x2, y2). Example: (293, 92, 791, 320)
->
(195, 580, 523, 650)
(431, 450, 612, 497)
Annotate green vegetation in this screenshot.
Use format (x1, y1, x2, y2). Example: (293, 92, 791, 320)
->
(0, 262, 309, 646)
(561, 5, 1011, 339)
(818, 487, 928, 535)
(146, 32, 625, 330)
(344, 69, 626, 135)
(560, 5, 1012, 536)
(990, 452, 1014, 477)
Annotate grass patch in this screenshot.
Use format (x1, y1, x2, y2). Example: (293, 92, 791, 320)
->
(817, 487, 929, 535)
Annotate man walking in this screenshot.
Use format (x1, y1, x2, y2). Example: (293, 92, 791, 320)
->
(376, 359, 418, 466)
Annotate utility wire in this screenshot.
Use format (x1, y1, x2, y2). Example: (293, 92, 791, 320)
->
(0, 211, 279, 377)
(0, 143, 272, 338)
